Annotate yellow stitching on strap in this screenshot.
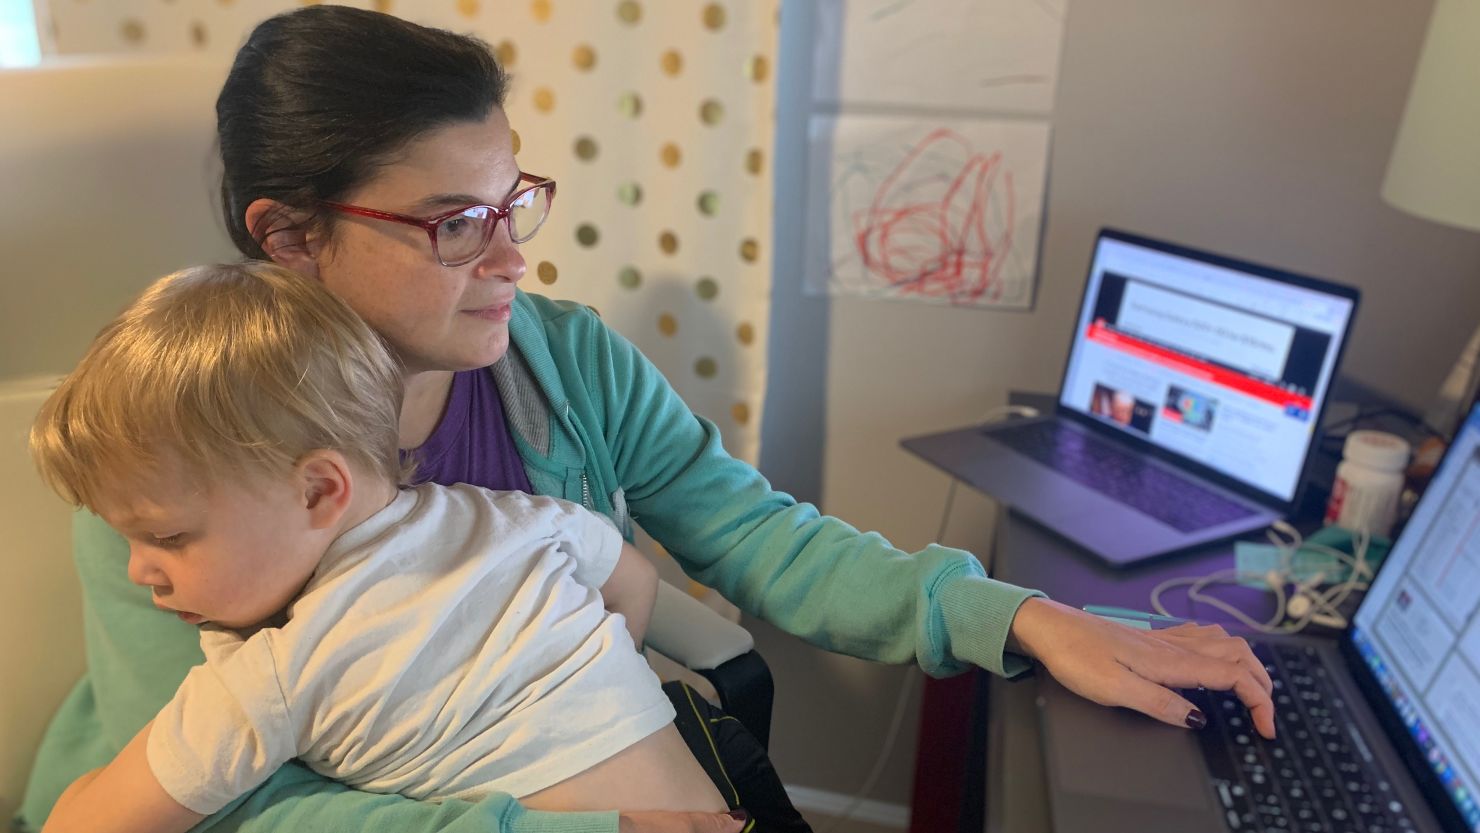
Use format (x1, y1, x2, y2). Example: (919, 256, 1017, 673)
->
(682, 683, 741, 806)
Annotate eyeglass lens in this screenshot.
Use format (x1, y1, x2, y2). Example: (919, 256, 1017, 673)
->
(433, 184, 552, 264)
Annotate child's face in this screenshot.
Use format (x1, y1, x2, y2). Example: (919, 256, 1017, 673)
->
(94, 463, 328, 630)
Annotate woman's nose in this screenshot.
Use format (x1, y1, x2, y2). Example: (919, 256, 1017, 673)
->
(476, 221, 527, 283)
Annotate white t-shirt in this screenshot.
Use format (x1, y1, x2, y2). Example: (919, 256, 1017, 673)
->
(147, 483, 677, 814)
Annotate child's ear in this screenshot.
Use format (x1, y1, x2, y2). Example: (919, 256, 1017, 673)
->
(245, 198, 324, 278)
(297, 451, 353, 530)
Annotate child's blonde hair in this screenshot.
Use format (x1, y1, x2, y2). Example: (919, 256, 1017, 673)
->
(31, 261, 406, 509)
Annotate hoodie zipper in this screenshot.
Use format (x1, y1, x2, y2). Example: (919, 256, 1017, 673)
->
(565, 401, 594, 510)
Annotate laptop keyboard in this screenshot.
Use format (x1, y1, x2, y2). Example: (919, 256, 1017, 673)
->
(986, 420, 1257, 533)
(1189, 642, 1415, 833)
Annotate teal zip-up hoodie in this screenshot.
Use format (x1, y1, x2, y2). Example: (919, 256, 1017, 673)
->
(18, 290, 1043, 833)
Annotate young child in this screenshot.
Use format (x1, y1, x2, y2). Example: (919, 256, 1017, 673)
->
(31, 262, 795, 832)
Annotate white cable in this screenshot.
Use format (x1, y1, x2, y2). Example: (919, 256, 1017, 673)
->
(814, 667, 920, 833)
(818, 403, 1038, 831)
(1149, 524, 1371, 635)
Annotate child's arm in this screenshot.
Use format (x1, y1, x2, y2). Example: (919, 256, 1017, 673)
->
(41, 720, 204, 833)
(600, 541, 659, 647)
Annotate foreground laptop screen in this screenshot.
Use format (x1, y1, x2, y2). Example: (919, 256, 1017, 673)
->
(1353, 406, 1480, 830)
(1059, 232, 1356, 503)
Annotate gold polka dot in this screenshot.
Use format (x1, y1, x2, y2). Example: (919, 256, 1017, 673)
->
(616, 0, 642, 24)
(660, 143, 682, 168)
(695, 277, 719, 300)
(736, 322, 755, 346)
(574, 136, 599, 161)
(531, 0, 552, 22)
(694, 357, 718, 379)
(697, 191, 719, 216)
(699, 99, 725, 126)
(617, 182, 642, 206)
(658, 230, 679, 255)
(510, 129, 521, 154)
(495, 40, 517, 67)
(745, 148, 765, 175)
(457, 0, 479, 17)
(660, 50, 683, 77)
(572, 44, 596, 70)
(748, 55, 770, 83)
(120, 18, 145, 44)
(702, 2, 726, 30)
(576, 224, 599, 247)
(618, 92, 643, 118)
(372, 0, 392, 11)
(658, 313, 678, 337)
(533, 87, 555, 113)
(216, 0, 234, 5)
(731, 402, 750, 425)
(536, 261, 558, 284)
(739, 238, 759, 263)
(190, 21, 207, 48)
(618, 266, 642, 289)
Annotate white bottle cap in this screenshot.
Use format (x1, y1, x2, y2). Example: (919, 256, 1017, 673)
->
(1342, 430, 1411, 473)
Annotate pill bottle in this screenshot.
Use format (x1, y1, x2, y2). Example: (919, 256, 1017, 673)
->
(1323, 430, 1411, 538)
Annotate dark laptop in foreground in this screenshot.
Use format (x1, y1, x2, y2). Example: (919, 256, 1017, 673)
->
(1040, 404, 1480, 833)
(903, 229, 1360, 566)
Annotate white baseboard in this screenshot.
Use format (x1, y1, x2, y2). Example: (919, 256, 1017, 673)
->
(783, 784, 910, 830)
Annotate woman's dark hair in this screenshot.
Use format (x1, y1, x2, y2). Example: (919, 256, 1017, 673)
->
(217, 6, 508, 258)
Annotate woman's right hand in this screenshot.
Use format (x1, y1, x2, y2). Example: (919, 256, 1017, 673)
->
(618, 810, 747, 832)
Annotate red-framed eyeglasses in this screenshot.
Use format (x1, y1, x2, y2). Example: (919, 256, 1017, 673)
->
(319, 172, 556, 267)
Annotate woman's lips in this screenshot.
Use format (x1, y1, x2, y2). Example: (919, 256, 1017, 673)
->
(465, 303, 512, 322)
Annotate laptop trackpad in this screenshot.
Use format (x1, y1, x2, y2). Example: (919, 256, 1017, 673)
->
(1039, 676, 1224, 833)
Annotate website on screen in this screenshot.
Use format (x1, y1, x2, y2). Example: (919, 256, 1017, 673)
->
(1060, 238, 1353, 501)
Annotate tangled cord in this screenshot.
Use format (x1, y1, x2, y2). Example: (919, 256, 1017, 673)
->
(1149, 521, 1373, 634)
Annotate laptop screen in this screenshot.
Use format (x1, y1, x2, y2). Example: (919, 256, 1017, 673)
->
(1352, 406, 1480, 830)
(1059, 231, 1357, 503)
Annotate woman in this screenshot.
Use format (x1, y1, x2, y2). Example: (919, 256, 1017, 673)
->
(21, 7, 1274, 833)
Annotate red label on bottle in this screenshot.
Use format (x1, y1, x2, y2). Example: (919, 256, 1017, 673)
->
(1324, 476, 1348, 526)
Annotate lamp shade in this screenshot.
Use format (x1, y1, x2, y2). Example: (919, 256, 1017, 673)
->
(1381, 0, 1480, 232)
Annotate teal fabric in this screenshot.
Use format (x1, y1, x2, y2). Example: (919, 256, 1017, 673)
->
(18, 289, 1042, 832)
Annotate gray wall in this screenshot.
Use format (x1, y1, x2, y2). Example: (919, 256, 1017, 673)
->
(758, 0, 1480, 813)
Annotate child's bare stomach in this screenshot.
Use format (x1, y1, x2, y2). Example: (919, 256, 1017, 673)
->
(519, 723, 728, 813)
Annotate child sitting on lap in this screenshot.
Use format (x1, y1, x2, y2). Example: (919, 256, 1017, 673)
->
(31, 262, 799, 832)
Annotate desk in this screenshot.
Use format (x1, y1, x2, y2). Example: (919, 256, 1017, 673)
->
(982, 512, 1280, 832)
(902, 383, 1421, 833)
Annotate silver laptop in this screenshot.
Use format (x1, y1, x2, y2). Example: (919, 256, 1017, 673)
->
(1039, 404, 1480, 833)
(902, 229, 1359, 566)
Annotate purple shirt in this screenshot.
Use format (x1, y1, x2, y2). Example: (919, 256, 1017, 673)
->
(404, 368, 533, 494)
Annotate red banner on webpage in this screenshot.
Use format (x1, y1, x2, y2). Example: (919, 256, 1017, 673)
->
(1086, 321, 1313, 412)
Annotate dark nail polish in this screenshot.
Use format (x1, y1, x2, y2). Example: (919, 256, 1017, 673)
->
(727, 809, 750, 823)
(1185, 708, 1207, 730)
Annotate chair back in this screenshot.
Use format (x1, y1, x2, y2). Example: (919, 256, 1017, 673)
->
(0, 378, 77, 822)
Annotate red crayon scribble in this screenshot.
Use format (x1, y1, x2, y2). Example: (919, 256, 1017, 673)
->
(850, 128, 1015, 303)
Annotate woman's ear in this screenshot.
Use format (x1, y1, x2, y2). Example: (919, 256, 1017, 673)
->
(296, 451, 354, 531)
(245, 198, 322, 277)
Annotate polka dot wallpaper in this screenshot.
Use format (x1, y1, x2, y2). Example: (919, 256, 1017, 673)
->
(43, 0, 778, 466)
